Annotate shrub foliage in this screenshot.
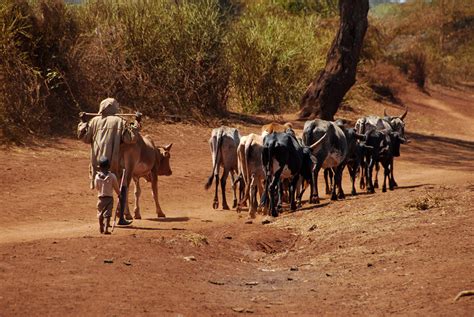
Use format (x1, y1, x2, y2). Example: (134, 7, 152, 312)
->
(1, 0, 472, 142)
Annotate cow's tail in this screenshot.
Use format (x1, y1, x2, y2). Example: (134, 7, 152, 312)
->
(204, 130, 223, 190)
(239, 138, 253, 204)
(260, 144, 273, 208)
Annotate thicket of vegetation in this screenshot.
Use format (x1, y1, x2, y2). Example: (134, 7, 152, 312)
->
(0, 0, 472, 143)
(363, 0, 474, 100)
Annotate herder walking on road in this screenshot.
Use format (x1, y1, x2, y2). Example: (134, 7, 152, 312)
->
(77, 97, 141, 188)
(95, 157, 120, 234)
(78, 97, 142, 228)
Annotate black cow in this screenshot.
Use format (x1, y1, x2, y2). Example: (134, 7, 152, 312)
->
(321, 126, 366, 196)
(302, 119, 348, 203)
(343, 128, 366, 195)
(261, 130, 326, 217)
(363, 129, 406, 193)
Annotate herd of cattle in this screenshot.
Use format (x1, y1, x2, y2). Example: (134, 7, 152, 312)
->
(204, 109, 409, 218)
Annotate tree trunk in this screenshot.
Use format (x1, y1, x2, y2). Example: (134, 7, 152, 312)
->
(299, 0, 369, 121)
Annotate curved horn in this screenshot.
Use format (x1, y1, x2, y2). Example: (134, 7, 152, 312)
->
(156, 143, 173, 151)
(309, 132, 327, 152)
(384, 108, 388, 117)
(400, 107, 408, 121)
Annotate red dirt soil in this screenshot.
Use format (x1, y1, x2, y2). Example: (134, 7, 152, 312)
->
(0, 85, 473, 316)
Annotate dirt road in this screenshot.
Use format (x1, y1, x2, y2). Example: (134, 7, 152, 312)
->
(0, 85, 473, 316)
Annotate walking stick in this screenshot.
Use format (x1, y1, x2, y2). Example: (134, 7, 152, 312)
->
(112, 169, 131, 232)
(80, 112, 142, 122)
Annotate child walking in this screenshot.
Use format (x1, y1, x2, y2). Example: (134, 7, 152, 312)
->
(94, 157, 120, 234)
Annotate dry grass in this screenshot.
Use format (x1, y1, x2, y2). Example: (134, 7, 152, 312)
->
(180, 232, 210, 247)
(405, 192, 443, 211)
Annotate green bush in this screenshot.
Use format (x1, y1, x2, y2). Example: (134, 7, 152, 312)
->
(226, 3, 333, 113)
(115, 0, 231, 117)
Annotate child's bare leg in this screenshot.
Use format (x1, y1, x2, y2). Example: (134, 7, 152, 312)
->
(104, 217, 111, 235)
(98, 215, 104, 234)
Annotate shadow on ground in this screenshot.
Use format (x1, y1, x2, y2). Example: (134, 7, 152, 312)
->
(403, 132, 474, 170)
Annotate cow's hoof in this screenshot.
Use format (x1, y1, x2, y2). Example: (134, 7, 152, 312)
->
(389, 187, 394, 191)
(330, 196, 337, 201)
(382, 187, 387, 193)
(351, 190, 357, 196)
(134, 214, 142, 220)
(157, 213, 166, 218)
(374, 181, 379, 189)
(125, 214, 133, 220)
(311, 197, 320, 204)
(222, 205, 230, 211)
(232, 200, 237, 209)
(212, 201, 219, 209)
(338, 193, 345, 199)
(393, 181, 398, 188)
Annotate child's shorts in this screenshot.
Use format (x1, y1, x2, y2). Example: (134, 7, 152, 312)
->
(97, 196, 113, 218)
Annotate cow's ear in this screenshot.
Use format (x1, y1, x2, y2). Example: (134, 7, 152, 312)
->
(164, 143, 173, 151)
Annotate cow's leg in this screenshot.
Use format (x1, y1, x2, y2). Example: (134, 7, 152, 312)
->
(330, 167, 344, 201)
(359, 160, 366, 189)
(270, 168, 284, 217)
(257, 177, 265, 215)
(249, 175, 257, 218)
(389, 159, 395, 191)
(324, 168, 333, 195)
(289, 175, 299, 211)
(391, 160, 398, 188)
(337, 164, 346, 200)
(374, 162, 380, 188)
(220, 168, 230, 210)
(239, 175, 246, 207)
(382, 162, 389, 193)
(296, 176, 303, 208)
(151, 173, 166, 218)
(278, 180, 285, 212)
(230, 171, 238, 209)
(133, 177, 142, 219)
(348, 165, 357, 196)
(311, 163, 322, 204)
(212, 172, 219, 209)
(367, 158, 376, 194)
(260, 175, 271, 216)
(124, 170, 134, 220)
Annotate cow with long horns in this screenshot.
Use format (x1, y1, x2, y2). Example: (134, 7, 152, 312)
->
(355, 108, 409, 191)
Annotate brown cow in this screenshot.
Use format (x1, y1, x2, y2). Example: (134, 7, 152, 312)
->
(236, 133, 265, 218)
(120, 134, 173, 219)
(261, 122, 293, 136)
